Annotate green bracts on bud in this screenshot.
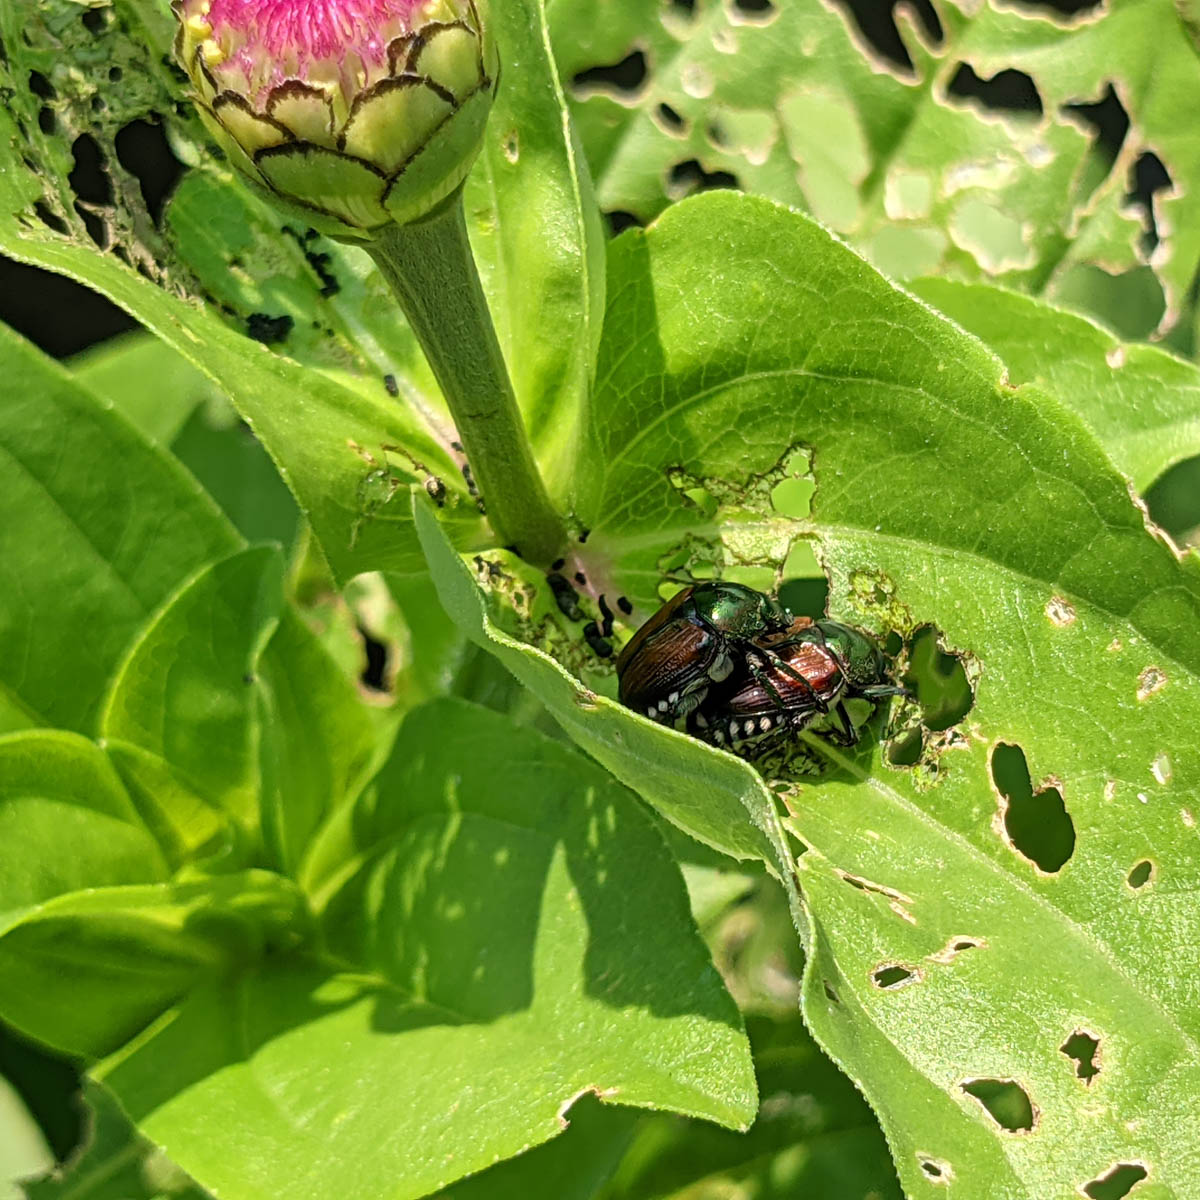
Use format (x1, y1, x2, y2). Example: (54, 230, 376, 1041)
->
(174, 0, 498, 237)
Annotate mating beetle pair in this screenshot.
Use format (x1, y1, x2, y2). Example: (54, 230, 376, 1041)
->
(616, 581, 905, 752)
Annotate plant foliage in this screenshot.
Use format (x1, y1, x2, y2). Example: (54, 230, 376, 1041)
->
(2, 0, 1199, 1198)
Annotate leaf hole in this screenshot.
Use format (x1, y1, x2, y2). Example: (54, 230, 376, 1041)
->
(81, 6, 109, 33)
(28, 69, 55, 99)
(1062, 83, 1129, 173)
(666, 158, 740, 200)
(1145, 454, 1200, 547)
(991, 742, 1076, 873)
(115, 119, 186, 225)
(872, 963, 919, 990)
(1083, 1163, 1149, 1200)
(919, 1156, 952, 1183)
(929, 935, 984, 963)
(73, 201, 109, 249)
(358, 624, 391, 694)
(728, 0, 778, 25)
(69, 133, 112, 207)
(1126, 150, 1173, 258)
(1126, 859, 1154, 889)
(1001, 0, 1105, 18)
(33, 200, 69, 236)
(38, 106, 56, 135)
(902, 626, 974, 731)
(822, 979, 840, 1004)
(960, 1078, 1036, 1132)
(946, 63, 1044, 119)
(827, 0, 943, 76)
(571, 48, 649, 100)
(1060, 1030, 1100, 1083)
(655, 102, 688, 135)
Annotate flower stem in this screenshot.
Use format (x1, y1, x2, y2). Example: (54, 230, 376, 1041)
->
(367, 192, 566, 564)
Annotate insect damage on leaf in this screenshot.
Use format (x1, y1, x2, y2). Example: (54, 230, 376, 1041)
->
(1060, 1029, 1102, 1084)
(871, 962, 920, 990)
(1126, 859, 1155, 889)
(1082, 1161, 1149, 1200)
(960, 1077, 1038, 1134)
(990, 742, 1077, 874)
(8, 1, 196, 285)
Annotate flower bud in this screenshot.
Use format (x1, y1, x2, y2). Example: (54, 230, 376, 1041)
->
(174, 0, 498, 236)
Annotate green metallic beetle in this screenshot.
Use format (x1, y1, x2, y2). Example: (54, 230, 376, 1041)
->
(694, 617, 907, 748)
(616, 582, 793, 725)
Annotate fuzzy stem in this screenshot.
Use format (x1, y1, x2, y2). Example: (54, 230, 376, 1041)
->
(366, 192, 566, 564)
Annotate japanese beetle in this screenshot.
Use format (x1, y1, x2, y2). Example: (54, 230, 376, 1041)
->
(617, 582, 793, 724)
(694, 618, 906, 749)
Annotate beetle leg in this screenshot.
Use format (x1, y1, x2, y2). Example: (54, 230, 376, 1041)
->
(828, 701, 859, 746)
(861, 682, 912, 700)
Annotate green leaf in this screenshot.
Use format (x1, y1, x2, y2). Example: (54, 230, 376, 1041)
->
(0, 120, 476, 581)
(0, 872, 305, 1060)
(69, 332, 220, 448)
(465, 0, 606, 502)
(0, 324, 238, 735)
(433, 1093, 638, 1200)
(0, 730, 167, 918)
(103, 742, 232, 871)
(257, 609, 376, 877)
(98, 698, 755, 1200)
(555, 190, 1200, 1198)
(99, 548, 284, 832)
(910, 278, 1200, 493)
(551, 0, 1200, 330)
(168, 406, 301, 549)
(23, 1081, 209, 1200)
(595, 1012, 901, 1200)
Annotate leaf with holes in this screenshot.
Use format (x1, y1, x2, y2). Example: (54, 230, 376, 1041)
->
(420, 190, 1200, 1198)
(550, 0, 1200, 332)
(0, 0, 598, 578)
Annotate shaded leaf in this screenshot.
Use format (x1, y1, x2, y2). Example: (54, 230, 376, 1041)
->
(0, 730, 167, 918)
(595, 1012, 902, 1200)
(0, 873, 305, 1059)
(69, 331, 221, 448)
(257, 609, 376, 877)
(0, 324, 237, 736)
(99, 547, 284, 833)
(23, 1081, 209, 1200)
(99, 699, 756, 1200)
